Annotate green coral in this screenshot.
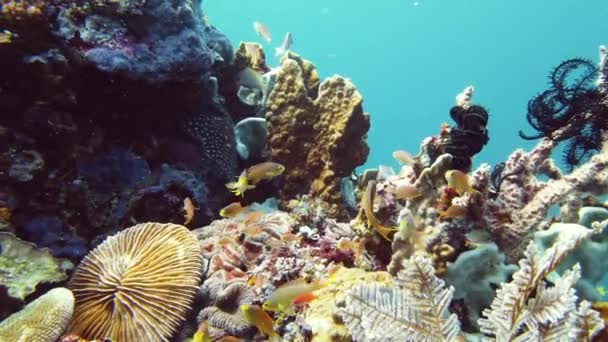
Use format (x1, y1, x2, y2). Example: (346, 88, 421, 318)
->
(443, 243, 518, 331)
(0, 287, 74, 342)
(0, 232, 73, 300)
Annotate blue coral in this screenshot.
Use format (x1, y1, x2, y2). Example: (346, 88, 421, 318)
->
(21, 216, 87, 259)
(54, 0, 230, 82)
(77, 147, 151, 193)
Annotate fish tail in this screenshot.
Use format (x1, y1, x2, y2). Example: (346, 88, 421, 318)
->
(375, 223, 398, 242)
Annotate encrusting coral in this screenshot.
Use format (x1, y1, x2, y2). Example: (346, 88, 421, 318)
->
(265, 52, 370, 218)
(67, 222, 203, 341)
(0, 231, 72, 300)
(0, 287, 74, 342)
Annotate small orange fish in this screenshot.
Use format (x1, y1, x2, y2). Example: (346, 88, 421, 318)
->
(391, 180, 422, 200)
(253, 21, 272, 44)
(247, 275, 258, 287)
(439, 205, 467, 219)
(242, 224, 263, 236)
(445, 170, 476, 196)
(240, 304, 278, 339)
(292, 292, 317, 306)
(220, 202, 245, 218)
(246, 162, 285, 185)
(244, 211, 264, 224)
(183, 197, 196, 225)
(218, 337, 242, 342)
(392, 150, 415, 165)
(0, 207, 10, 222)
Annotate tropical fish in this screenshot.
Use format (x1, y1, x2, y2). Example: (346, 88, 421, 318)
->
(361, 180, 398, 241)
(246, 162, 285, 185)
(237, 67, 266, 92)
(391, 180, 422, 200)
(263, 278, 322, 315)
(226, 170, 256, 197)
(439, 205, 467, 219)
(218, 337, 242, 342)
(185, 321, 212, 342)
(445, 170, 476, 196)
(253, 21, 272, 44)
(220, 202, 245, 218)
(275, 32, 292, 57)
(291, 292, 317, 306)
(392, 150, 415, 165)
(244, 211, 264, 224)
(0, 30, 13, 44)
(183, 197, 196, 225)
(240, 304, 279, 339)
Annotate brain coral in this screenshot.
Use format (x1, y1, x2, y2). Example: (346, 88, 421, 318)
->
(265, 52, 370, 217)
(67, 222, 203, 341)
(0, 287, 74, 342)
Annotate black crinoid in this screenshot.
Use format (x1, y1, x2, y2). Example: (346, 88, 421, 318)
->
(443, 104, 490, 172)
(519, 58, 608, 171)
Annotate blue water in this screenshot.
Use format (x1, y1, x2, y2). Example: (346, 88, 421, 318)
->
(206, 0, 607, 171)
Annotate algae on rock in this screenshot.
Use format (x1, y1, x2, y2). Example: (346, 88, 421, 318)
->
(0, 232, 72, 300)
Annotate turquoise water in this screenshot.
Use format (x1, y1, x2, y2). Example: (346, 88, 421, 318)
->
(206, 0, 608, 171)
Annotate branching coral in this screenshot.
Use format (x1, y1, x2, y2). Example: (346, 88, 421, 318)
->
(67, 222, 203, 341)
(0, 287, 74, 342)
(265, 52, 370, 218)
(519, 46, 608, 170)
(339, 256, 461, 342)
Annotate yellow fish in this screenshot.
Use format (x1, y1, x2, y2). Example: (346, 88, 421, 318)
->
(0, 30, 13, 44)
(185, 321, 212, 342)
(219, 202, 245, 218)
(225, 170, 255, 197)
(361, 180, 398, 241)
(246, 162, 285, 185)
(240, 304, 279, 340)
(263, 278, 323, 316)
(445, 170, 477, 196)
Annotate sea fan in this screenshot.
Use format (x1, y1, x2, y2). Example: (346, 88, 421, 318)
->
(478, 223, 604, 341)
(339, 256, 460, 342)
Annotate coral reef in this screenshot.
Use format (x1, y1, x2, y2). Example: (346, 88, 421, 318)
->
(265, 52, 370, 218)
(67, 222, 202, 341)
(0, 287, 74, 342)
(0, 232, 72, 300)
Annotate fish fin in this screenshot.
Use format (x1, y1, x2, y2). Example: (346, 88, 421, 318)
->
(226, 181, 238, 189)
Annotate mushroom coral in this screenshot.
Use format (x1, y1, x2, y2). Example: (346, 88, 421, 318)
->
(67, 222, 203, 341)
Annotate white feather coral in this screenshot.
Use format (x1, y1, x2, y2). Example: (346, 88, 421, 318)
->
(340, 256, 460, 342)
(478, 223, 604, 341)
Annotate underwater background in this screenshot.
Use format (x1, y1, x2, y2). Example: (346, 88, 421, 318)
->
(2, 0, 608, 341)
(207, 0, 608, 170)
